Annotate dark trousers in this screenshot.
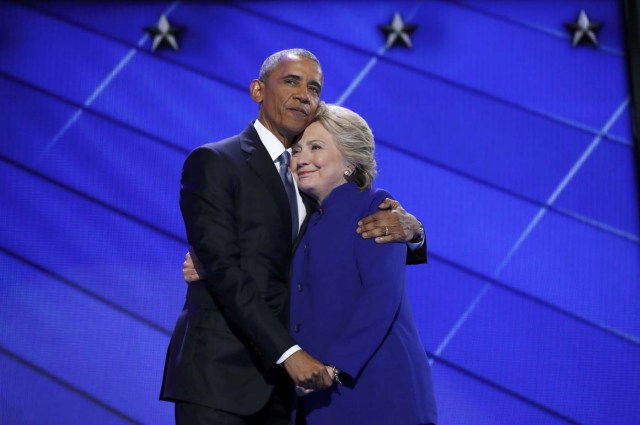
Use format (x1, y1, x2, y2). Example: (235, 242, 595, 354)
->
(175, 391, 289, 425)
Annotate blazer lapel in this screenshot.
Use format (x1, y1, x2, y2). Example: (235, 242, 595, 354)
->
(292, 193, 319, 253)
(240, 125, 293, 240)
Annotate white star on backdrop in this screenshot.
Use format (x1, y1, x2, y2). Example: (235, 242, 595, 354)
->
(565, 10, 602, 47)
(379, 12, 417, 49)
(144, 14, 183, 52)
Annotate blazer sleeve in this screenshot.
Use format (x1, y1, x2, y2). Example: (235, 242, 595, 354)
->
(180, 146, 296, 366)
(406, 238, 427, 265)
(324, 191, 408, 381)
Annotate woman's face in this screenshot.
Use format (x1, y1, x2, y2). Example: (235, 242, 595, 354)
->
(291, 122, 350, 204)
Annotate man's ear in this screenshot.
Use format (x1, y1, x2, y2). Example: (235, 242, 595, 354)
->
(250, 79, 263, 103)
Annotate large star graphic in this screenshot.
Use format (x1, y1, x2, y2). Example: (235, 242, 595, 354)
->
(379, 12, 417, 49)
(144, 14, 183, 52)
(564, 10, 602, 47)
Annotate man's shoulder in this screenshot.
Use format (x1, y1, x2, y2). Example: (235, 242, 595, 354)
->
(200, 133, 243, 153)
(190, 125, 256, 157)
(196, 139, 235, 157)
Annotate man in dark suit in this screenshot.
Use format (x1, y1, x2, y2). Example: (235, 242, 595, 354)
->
(161, 49, 426, 424)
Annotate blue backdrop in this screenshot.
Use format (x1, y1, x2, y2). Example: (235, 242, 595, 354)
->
(1, 1, 639, 424)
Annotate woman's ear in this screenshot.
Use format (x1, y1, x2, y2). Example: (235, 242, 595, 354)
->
(347, 162, 356, 174)
(343, 162, 356, 179)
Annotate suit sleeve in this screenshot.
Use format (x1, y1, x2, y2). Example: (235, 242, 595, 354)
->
(324, 191, 407, 381)
(406, 238, 427, 265)
(180, 147, 296, 366)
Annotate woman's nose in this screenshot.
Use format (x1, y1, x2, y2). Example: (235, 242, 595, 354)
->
(295, 150, 309, 166)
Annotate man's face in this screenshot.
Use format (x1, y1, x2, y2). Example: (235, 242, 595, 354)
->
(252, 55, 323, 145)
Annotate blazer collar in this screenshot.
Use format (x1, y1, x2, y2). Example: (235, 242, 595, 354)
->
(292, 192, 319, 253)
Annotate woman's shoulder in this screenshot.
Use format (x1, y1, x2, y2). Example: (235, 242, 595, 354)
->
(362, 187, 393, 212)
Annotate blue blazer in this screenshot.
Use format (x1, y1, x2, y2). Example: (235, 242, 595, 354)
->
(290, 182, 437, 425)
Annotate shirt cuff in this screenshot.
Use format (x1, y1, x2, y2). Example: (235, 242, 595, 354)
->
(276, 345, 302, 365)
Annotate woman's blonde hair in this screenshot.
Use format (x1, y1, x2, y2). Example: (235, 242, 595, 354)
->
(311, 103, 377, 189)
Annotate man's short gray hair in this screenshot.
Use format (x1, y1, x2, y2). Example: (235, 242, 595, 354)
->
(258, 49, 321, 81)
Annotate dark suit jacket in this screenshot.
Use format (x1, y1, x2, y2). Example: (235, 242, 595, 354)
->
(160, 124, 427, 415)
(161, 124, 301, 414)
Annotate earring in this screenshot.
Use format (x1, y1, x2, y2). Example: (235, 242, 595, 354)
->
(343, 170, 351, 177)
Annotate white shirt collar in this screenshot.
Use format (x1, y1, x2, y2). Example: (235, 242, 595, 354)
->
(253, 119, 289, 161)
(252, 119, 307, 224)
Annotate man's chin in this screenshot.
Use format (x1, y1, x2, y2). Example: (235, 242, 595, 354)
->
(285, 122, 310, 137)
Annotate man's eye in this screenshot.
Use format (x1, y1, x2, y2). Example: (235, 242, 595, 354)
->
(309, 86, 320, 94)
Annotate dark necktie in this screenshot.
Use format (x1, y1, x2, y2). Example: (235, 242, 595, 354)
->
(276, 150, 299, 241)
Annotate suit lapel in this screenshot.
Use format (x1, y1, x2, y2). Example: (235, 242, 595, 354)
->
(240, 125, 293, 240)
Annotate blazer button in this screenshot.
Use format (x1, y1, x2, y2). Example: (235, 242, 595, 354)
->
(294, 324, 301, 333)
(297, 283, 303, 292)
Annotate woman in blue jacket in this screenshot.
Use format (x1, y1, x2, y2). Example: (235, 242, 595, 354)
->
(290, 103, 437, 425)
